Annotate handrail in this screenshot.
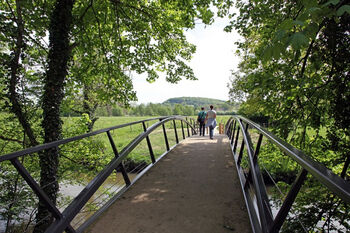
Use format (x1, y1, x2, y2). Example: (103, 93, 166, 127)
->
(0, 116, 168, 162)
(0, 116, 197, 233)
(225, 115, 350, 233)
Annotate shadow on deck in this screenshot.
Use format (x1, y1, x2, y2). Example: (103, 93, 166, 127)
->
(86, 134, 251, 233)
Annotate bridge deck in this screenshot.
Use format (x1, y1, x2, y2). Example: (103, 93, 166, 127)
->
(86, 134, 251, 233)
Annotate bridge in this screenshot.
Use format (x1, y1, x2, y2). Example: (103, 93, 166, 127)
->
(0, 116, 349, 233)
(87, 134, 250, 233)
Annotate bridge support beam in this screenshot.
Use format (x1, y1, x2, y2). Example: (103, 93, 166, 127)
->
(269, 169, 308, 233)
(160, 119, 170, 151)
(173, 120, 179, 144)
(142, 121, 156, 164)
(107, 131, 131, 186)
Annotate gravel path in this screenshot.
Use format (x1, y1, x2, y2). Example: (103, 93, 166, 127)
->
(86, 134, 251, 233)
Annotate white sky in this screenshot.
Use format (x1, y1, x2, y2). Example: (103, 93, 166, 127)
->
(132, 16, 241, 104)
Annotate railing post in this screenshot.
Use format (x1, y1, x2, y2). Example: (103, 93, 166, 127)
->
(241, 121, 272, 232)
(245, 133, 264, 188)
(186, 118, 190, 137)
(236, 121, 247, 165)
(227, 120, 232, 138)
(10, 158, 76, 233)
(269, 169, 308, 233)
(190, 119, 194, 135)
(231, 120, 236, 146)
(160, 119, 170, 151)
(107, 131, 131, 186)
(225, 119, 231, 136)
(250, 131, 274, 228)
(254, 134, 264, 162)
(192, 119, 196, 135)
(233, 126, 240, 153)
(142, 121, 156, 163)
(181, 120, 185, 139)
(173, 120, 179, 144)
(197, 119, 200, 133)
(237, 137, 245, 165)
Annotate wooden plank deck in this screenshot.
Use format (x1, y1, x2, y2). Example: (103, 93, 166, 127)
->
(86, 134, 251, 233)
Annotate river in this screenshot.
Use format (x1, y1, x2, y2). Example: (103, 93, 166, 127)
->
(0, 173, 137, 232)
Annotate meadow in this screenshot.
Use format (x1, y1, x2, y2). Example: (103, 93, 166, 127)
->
(62, 115, 234, 172)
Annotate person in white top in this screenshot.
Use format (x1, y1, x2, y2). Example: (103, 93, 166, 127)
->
(205, 105, 217, 139)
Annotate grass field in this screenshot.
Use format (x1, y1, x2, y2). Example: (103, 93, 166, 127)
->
(62, 115, 233, 167)
(63, 115, 234, 173)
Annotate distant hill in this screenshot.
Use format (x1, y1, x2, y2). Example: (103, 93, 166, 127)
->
(163, 97, 234, 111)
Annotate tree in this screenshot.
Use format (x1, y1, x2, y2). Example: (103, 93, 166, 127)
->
(1, 0, 234, 231)
(173, 104, 184, 115)
(112, 105, 124, 116)
(228, 0, 350, 231)
(183, 105, 195, 116)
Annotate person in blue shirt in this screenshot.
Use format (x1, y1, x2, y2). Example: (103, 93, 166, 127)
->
(197, 107, 206, 136)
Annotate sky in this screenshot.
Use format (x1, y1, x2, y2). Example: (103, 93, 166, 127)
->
(132, 16, 241, 104)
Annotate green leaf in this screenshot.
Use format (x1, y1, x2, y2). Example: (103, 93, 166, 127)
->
(289, 32, 309, 50)
(336, 5, 350, 16)
(275, 29, 286, 41)
(272, 43, 284, 60)
(293, 20, 305, 26)
(279, 19, 294, 30)
(262, 45, 274, 62)
(304, 23, 319, 39)
(297, 12, 309, 21)
(302, 0, 318, 8)
(307, 7, 321, 13)
(323, 0, 340, 7)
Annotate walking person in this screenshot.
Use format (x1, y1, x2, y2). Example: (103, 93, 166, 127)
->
(205, 105, 217, 139)
(197, 107, 206, 136)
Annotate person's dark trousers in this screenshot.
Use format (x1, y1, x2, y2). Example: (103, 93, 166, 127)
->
(199, 122, 205, 136)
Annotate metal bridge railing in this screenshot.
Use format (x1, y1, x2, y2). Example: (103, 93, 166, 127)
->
(225, 115, 350, 233)
(0, 116, 197, 233)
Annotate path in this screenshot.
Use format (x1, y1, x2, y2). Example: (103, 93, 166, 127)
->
(86, 134, 251, 233)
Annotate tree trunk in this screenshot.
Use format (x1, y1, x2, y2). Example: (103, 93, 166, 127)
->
(34, 0, 74, 232)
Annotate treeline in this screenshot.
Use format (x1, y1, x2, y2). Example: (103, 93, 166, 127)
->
(61, 103, 236, 117)
(163, 97, 237, 111)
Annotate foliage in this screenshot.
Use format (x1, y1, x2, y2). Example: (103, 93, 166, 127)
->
(0, 112, 42, 231)
(0, 162, 38, 233)
(259, 143, 299, 184)
(61, 96, 239, 117)
(60, 0, 235, 130)
(64, 101, 235, 117)
(60, 114, 108, 175)
(163, 96, 236, 111)
(228, 0, 350, 231)
(1, 0, 234, 231)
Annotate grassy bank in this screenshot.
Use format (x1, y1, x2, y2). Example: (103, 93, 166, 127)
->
(62, 115, 233, 169)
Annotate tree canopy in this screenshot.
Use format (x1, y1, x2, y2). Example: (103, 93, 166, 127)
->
(0, 0, 234, 231)
(227, 0, 349, 231)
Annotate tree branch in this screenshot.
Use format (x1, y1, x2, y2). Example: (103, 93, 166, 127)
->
(8, 0, 38, 147)
(5, 0, 17, 22)
(79, 0, 94, 21)
(0, 135, 23, 144)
